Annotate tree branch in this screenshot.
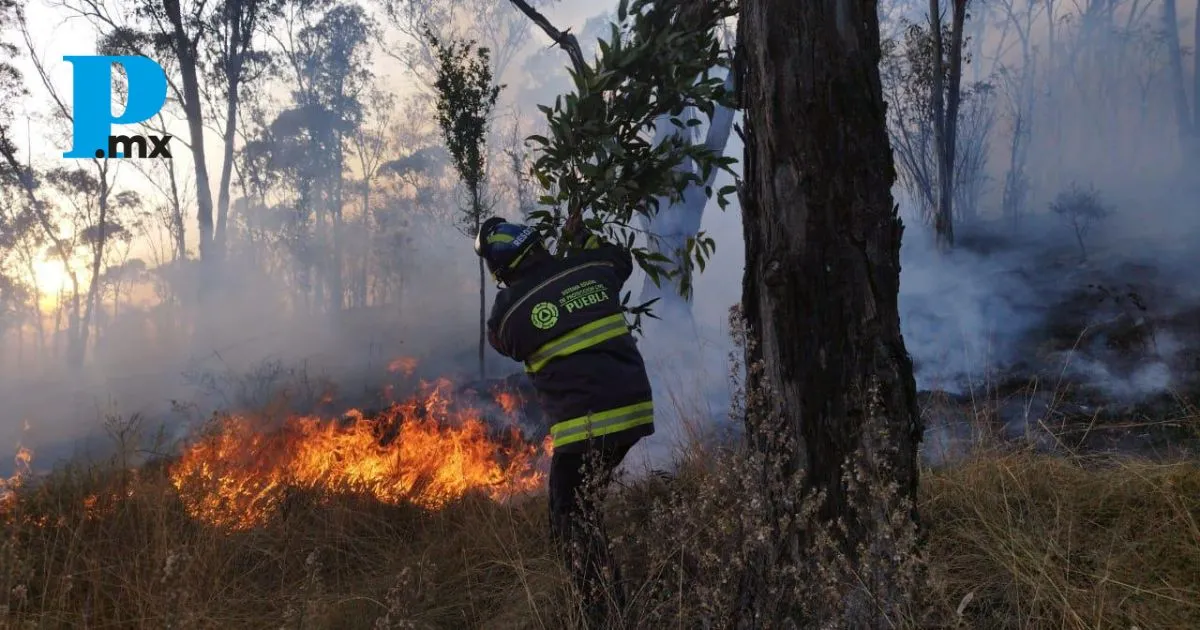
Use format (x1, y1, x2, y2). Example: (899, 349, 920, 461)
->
(504, 0, 585, 77)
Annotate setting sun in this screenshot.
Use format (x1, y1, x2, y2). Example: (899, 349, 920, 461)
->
(31, 258, 72, 302)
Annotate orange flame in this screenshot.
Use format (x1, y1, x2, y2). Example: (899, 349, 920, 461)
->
(0, 447, 32, 514)
(169, 378, 549, 530)
(0, 440, 137, 526)
(495, 390, 521, 416)
(387, 356, 418, 377)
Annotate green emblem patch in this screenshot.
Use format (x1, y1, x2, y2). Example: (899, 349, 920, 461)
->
(530, 301, 559, 330)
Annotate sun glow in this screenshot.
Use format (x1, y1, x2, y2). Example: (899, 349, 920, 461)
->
(31, 258, 72, 302)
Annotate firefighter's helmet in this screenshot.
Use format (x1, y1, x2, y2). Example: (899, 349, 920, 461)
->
(474, 217, 543, 283)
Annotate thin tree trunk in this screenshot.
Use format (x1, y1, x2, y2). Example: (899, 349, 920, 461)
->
(738, 0, 921, 624)
(215, 49, 242, 254)
(54, 290, 64, 360)
(330, 134, 345, 312)
(19, 245, 46, 353)
(1047, 0, 1063, 170)
(931, 0, 967, 250)
(78, 161, 110, 367)
(1003, 107, 1027, 229)
(942, 0, 967, 232)
(163, 0, 216, 262)
(168, 156, 186, 260)
(0, 141, 82, 367)
(30, 282, 45, 354)
(478, 256, 485, 381)
(1074, 220, 1088, 261)
(1001, 4, 1036, 232)
(1193, 0, 1199, 159)
(359, 181, 371, 307)
(929, 0, 951, 249)
(313, 204, 325, 313)
(67, 275, 81, 367)
(1164, 0, 1193, 145)
(476, 201, 485, 381)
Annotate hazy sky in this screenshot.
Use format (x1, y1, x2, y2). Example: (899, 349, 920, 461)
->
(4, 0, 1198, 472)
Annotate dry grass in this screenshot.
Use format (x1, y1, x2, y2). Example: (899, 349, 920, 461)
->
(4, 320, 1199, 629)
(922, 451, 1200, 629)
(1, 422, 1196, 629)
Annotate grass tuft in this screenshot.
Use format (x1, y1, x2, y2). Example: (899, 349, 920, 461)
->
(2, 422, 1197, 628)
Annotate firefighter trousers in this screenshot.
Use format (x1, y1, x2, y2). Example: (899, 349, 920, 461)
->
(548, 437, 634, 628)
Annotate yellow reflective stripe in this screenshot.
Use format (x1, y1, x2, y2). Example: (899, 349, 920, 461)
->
(488, 233, 514, 244)
(550, 401, 654, 447)
(506, 244, 531, 271)
(524, 313, 629, 373)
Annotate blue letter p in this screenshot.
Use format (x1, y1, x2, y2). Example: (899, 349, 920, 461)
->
(63, 56, 168, 159)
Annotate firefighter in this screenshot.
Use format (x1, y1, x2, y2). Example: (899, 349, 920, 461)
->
(474, 216, 653, 627)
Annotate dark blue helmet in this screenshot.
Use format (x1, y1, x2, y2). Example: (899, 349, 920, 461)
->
(474, 217, 544, 283)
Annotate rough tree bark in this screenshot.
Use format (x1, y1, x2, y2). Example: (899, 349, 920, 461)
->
(738, 0, 922, 623)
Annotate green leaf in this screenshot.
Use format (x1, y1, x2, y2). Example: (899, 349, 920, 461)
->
(514, 0, 739, 304)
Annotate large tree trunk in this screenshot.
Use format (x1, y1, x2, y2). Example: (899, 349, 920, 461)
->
(738, 0, 922, 624)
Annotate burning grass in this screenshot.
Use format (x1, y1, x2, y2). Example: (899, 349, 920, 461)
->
(2, 441, 1197, 627)
(1, 366, 1198, 628)
(168, 378, 549, 530)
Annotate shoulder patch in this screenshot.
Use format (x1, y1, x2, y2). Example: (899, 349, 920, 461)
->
(530, 301, 559, 330)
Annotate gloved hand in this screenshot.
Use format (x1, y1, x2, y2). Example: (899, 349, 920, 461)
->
(563, 212, 598, 250)
(563, 211, 584, 242)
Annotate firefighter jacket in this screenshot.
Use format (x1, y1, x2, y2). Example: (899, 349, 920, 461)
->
(486, 237, 654, 453)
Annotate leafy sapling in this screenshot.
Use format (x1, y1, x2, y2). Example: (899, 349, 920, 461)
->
(519, 0, 739, 329)
(425, 27, 503, 379)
